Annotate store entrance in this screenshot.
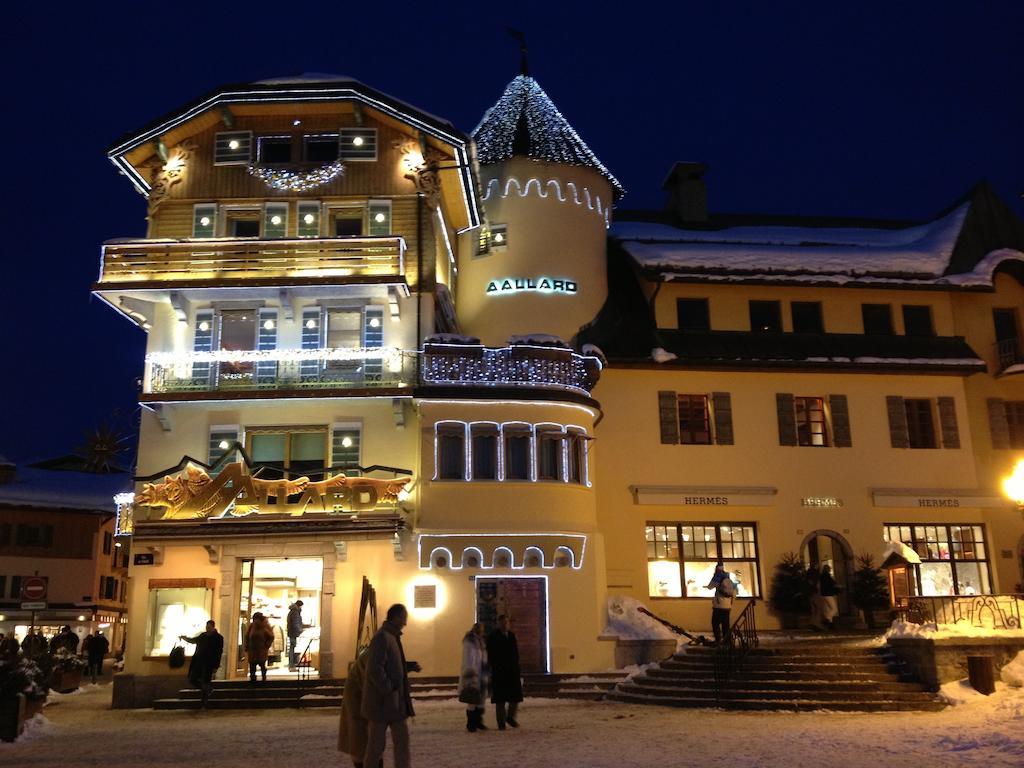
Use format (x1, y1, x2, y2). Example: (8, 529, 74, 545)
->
(475, 577, 548, 673)
(801, 530, 854, 616)
(237, 557, 323, 678)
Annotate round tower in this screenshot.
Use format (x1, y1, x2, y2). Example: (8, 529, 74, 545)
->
(457, 74, 623, 345)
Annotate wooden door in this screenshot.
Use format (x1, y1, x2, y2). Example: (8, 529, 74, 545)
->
(476, 577, 548, 673)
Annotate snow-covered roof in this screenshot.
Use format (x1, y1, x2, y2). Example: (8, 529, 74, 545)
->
(473, 75, 623, 197)
(0, 465, 131, 514)
(612, 203, 972, 282)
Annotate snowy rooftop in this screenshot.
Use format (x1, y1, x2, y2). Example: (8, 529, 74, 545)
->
(0, 464, 131, 513)
(473, 75, 623, 196)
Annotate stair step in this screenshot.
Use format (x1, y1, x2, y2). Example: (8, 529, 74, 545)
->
(625, 681, 935, 702)
(635, 676, 925, 693)
(607, 690, 945, 712)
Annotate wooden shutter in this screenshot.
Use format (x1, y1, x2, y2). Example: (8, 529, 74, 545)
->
(829, 394, 852, 447)
(256, 309, 278, 383)
(886, 396, 909, 448)
(711, 392, 734, 445)
(776, 393, 797, 446)
(191, 310, 214, 385)
(658, 391, 679, 444)
(937, 397, 960, 449)
(987, 398, 1011, 449)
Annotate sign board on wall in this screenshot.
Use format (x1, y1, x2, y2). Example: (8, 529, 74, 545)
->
(871, 489, 1012, 509)
(631, 485, 777, 507)
(486, 277, 578, 295)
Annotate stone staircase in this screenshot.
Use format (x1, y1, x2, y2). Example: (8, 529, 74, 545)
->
(152, 672, 624, 710)
(609, 639, 945, 712)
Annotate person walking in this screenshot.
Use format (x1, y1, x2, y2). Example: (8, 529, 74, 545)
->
(338, 647, 371, 768)
(287, 601, 305, 670)
(705, 563, 736, 646)
(84, 630, 110, 682)
(459, 623, 489, 732)
(361, 604, 421, 768)
(244, 612, 274, 682)
(180, 619, 224, 707)
(819, 564, 841, 630)
(50, 625, 79, 655)
(486, 615, 523, 731)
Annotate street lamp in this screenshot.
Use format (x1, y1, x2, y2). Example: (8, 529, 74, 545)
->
(1003, 458, 1024, 518)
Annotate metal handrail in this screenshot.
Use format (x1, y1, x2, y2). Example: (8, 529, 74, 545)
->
(713, 599, 758, 698)
(295, 636, 317, 703)
(895, 593, 1023, 629)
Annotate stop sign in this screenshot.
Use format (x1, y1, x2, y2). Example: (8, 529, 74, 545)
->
(21, 576, 47, 600)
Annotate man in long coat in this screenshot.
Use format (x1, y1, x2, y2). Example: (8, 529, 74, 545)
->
(486, 614, 523, 730)
(181, 620, 224, 707)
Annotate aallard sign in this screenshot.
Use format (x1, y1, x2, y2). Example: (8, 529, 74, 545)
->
(486, 277, 579, 295)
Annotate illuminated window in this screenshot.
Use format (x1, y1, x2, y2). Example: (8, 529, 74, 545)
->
(263, 203, 288, 239)
(145, 583, 214, 656)
(646, 523, 760, 599)
(339, 128, 377, 161)
(677, 394, 711, 445)
(247, 428, 327, 484)
(883, 524, 991, 596)
(794, 396, 829, 447)
(490, 224, 508, 249)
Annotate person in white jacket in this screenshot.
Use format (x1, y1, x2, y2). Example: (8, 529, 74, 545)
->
(706, 563, 736, 646)
(458, 623, 489, 732)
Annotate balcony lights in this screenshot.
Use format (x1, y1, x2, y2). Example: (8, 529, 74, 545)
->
(263, 319, 275, 330)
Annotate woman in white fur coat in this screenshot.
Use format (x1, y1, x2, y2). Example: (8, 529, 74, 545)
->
(458, 622, 490, 732)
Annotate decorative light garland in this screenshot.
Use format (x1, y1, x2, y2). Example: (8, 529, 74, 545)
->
(473, 75, 624, 196)
(147, 347, 405, 365)
(247, 160, 345, 191)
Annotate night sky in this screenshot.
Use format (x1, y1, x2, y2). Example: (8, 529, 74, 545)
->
(2, 2, 1021, 464)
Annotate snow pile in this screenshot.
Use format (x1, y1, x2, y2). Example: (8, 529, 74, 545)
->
(650, 347, 678, 363)
(507, 334, 569, 348)
(0, 714, 55, 746)
(581, 343, 607, 364)
(603, 596, 677, 640)
(883, 539, 921, 564)
(1002, 650, 1024, 687)
(424, 333, 481, 345)
(886, 620, 1024, 640)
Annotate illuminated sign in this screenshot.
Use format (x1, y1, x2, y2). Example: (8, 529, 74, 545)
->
(801, 497, 844, 508)
(486, 277, 578, 295)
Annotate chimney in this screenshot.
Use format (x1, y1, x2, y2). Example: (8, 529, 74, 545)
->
(662, 162, 708, 224)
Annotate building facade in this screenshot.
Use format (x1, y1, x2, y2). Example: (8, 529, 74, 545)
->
(98, 72, 1024, 700)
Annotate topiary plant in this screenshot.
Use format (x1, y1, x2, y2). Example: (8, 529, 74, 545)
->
(851, 554, 891, 626)
(768, 551, 812, 617)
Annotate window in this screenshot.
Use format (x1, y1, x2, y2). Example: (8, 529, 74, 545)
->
(490, 224, 508, 249)
(324, 309, 362, 378)
(339, 128, 377, 161)
(192, 204, 217, 238)
(536, 427, 563, 481)
(104, 576, 117, 600)
(1007, 402, 1024, 448)
(567, 429, 587, 485)
(225, 209, 261, 237)
(331, 207, 364, 237)
(437, 424, 466, 480)
(257, 136, 292, 164)
(791, 302, 823, 334)
(993, 309, 1021, 371)
(646, 523, 760, 599)
(749, 300, 782, 332)
(247, 428, 327, 484)
(862, 304, 894, 335)
(884, 524, 991, 596)
(677, 299, 710, 332)
(263, 203, 288, 239)
(103, 531, 112, 555)
(794, 396, 829, 447)
(303, 134, 339, 163)
(677, 394, 711, 445)
(297, 202, 321, 238)
(208, 425, 240, 474)
(15, 524, 53, 547)
(218, 309, 257, 378)
(10, 575, 21, 599)
(367, 200, 392, 236)
(904, 399, 937, 449)
(214, 131, 252, 166)
(902, 305, 935, 336)
(504, 426, 531, 480)
(471, 424, 498, 480)
(145, 583, 214, 656)
(331, 424, 362, 474)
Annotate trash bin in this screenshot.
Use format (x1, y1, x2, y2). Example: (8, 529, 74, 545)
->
(966, 655, 995, 695)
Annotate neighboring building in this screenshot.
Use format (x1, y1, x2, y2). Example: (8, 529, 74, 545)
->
(0, 458, 132, 648)
(96, 69, 1024, 702)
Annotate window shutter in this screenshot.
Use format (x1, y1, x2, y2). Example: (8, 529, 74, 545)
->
(192, 310, 214, 385)
(192, 204, 217, 238)
(264, 203, 288, 239)
(363, 306, 385, 382)
(937, 397, 960, 449)
(776, 393, 797, 446)
(829, 394, 852, 447)
(300, 307, 323, 382)
(339, 128, 377, 160)
(214, 131, 253, 165)
(711, 392, 734, 445)
(886, 396, 909, 448)
(658, 391, 679, 444)
(367, 200, 392, 236)
(987, 398, 1011, 449)
(256, 309, 278, 383)
(297, 202, 321, 237)
(208, 425, 240, 475)
(332, 423, 362, 476)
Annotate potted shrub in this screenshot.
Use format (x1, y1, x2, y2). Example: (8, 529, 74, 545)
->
(0, 648, 48, 742)
(768, 552, 812, 629)
(49, 650, 87, 693)
(851, 554, 892, 629)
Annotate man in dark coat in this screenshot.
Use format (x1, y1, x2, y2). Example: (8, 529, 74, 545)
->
(83, 630, 110, 683)
(50, 625, 79, 655)
(286, 601, 305, 670)
(180, 620, 224, 707)
(486, 615, 523, 730)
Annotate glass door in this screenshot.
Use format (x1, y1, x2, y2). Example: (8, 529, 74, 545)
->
(236, 558, 255, 673)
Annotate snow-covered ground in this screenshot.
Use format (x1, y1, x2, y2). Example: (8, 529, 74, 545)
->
(3, 678, 1023, 767)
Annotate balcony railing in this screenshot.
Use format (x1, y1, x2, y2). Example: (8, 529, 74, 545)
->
(995, 337, 1023, 373)
(896, 593, 1023, 630)
(98, 236, 406, 285)
(421, 342, 601, 396)
(146, 348, 418, 394)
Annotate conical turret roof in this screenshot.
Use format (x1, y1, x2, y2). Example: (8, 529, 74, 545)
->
(473, 75, 624, 197)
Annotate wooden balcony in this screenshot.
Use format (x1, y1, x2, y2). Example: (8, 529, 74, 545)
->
(96, 236, 406, 288)
(995, 338, 1024, 375)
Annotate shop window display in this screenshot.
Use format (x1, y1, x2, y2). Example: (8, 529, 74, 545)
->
(645, 523, 760, 599)
(883, 523, 991, 596)
(145, 586, 214, 656)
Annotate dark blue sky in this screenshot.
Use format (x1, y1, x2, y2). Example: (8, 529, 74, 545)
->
(1, 2, 1021, 463)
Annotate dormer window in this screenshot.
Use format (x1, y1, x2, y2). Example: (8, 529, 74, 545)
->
(257, 136, 292, 164)
(303, 134, 339, 163)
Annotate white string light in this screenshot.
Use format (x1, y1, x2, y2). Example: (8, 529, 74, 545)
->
(248, 160, 345, 191)
(481, 176, 610, 226)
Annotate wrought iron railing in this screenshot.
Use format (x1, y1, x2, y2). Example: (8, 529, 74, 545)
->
(713, 599, 758, 698)
(895, 593, 1023, 629)
(995, 338, 1023, 373)
(145, 348, 418, 394)
(421, 342, 601, 396)
(98, 236, 406, 284)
